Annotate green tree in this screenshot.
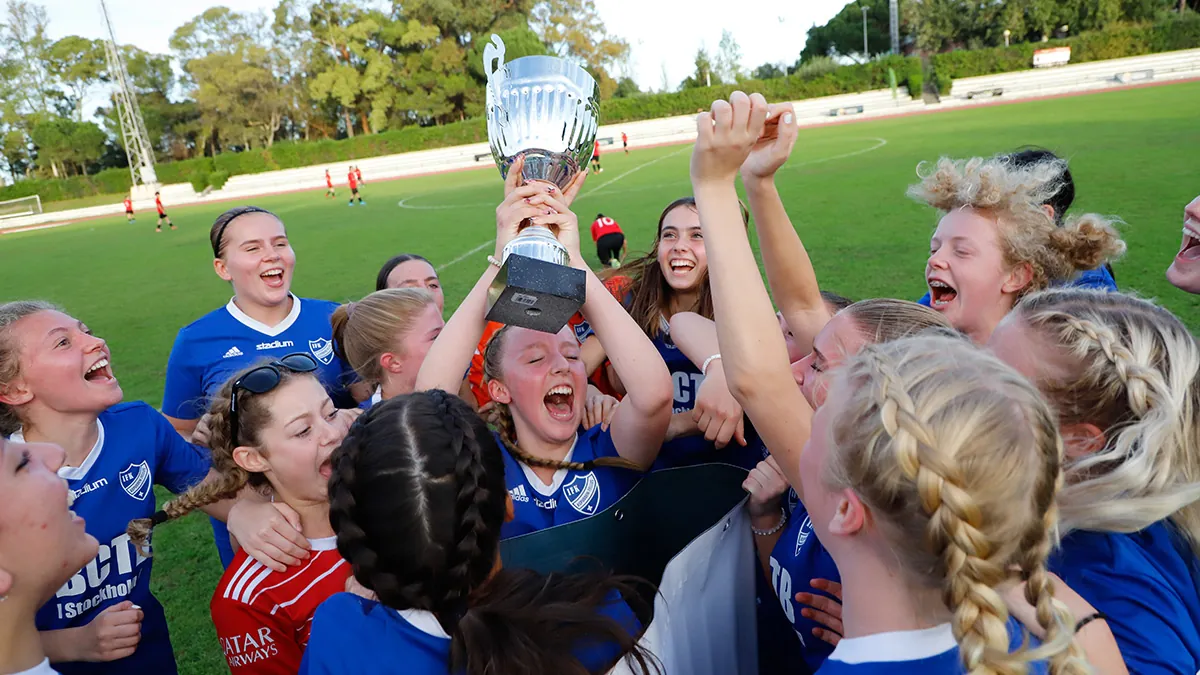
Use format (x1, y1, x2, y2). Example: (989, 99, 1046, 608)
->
(531, 0, 629, 98)
(752, 62, 786, 80)
(801, 0, 900, 61)
(612, 76, 640, 97)
(30, 117, 104, 175)
(680, 46, 719, 89)
(715, 29, 745, 83)
(45, 36, 105, 121)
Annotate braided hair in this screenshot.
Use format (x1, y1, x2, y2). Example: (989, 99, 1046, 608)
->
(327, 390, 658, 674)
(828, 335, 1089, 675)
(482, 325, 643, 473)
(1013, 289, 1200, 557)
(126, 363, 312, 555)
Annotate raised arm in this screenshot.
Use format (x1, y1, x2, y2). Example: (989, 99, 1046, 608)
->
(529, 195, 673, 469)
(740, 102, 831, 355)
(691, 93, 812, 490)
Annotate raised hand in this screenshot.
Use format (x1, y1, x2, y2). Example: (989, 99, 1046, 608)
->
(743, 455, 789, 519)
(691, 91, 770, 187)
(741, 103, 798, 181)
(693, 368, 747, 449)
(226, 498, 311, 572)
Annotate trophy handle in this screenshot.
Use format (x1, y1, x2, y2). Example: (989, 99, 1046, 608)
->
(483, 34, 506, 82)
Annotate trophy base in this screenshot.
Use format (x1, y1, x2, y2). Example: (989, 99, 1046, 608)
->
(486, 254, 586, 334)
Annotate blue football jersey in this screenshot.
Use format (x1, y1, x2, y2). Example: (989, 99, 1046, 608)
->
(162, 295, 353, 421)
(13, 403, 211, 675)
(1050, 522, 1200, 674)
(768, 503, 842, 672)
(497, 426, 642, 539)
(816, 620, 1048, 674)
(162, 295, 353, 567)
(300, 591, 640, 675)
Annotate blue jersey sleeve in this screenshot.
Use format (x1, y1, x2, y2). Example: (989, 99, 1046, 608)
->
(162, 328, 206, 420)
(150, 407, 211, 494)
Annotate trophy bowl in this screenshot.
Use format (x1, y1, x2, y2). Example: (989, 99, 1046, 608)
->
(481, 35, 596, 334)
(484, 36, 601, 191)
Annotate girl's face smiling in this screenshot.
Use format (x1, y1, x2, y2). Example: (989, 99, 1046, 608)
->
(385, 259, 444, 312)
(215, 213, 296, 309)
(657, 206, 707, 294)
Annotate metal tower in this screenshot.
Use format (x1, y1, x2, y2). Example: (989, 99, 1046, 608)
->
(890, 0, 900, 54)
(100, 0, 157, 188)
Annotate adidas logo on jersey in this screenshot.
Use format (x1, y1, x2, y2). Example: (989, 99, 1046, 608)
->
(509, 485, 529, 503)
(223, 346, 244, 359)
(256, 340, 295, 351)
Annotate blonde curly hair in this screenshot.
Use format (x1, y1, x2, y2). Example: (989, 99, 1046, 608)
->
(827, 335, 1090, 675)
(908, 156, 1125, 296)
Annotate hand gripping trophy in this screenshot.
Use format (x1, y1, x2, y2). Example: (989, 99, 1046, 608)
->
(482, 34, 601, 334)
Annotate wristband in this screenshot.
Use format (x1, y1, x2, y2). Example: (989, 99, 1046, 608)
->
(701, 353, 722, 376)
(487, 255, 503, 268)
(1075, 611, 1107, 633)
(751, 507, 788, 536)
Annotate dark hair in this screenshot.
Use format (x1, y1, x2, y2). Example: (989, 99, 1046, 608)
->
(820, 290, 855, 314)
(1007, 148, 1074, 225)
(328, 391, 658, 675)
(596, 213, 605, 219)
(623, 197, 749, 338)
(210, 206, 280, 258)
(375, 253, 434, 292)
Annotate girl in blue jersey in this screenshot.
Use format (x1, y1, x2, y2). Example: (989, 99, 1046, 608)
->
(610, 197, 756, 468)
(0, 301, 303, 675)
(989, 289, 1200, 674)
(303, 390, 657, 674)
(692, 93, 1094, 674)
(415, 173, 672, 538)
(331, 288, 444, 409)
(162, 206, 356, 567)
(0, 437, 99, 675)
(672, 299, 948, 672)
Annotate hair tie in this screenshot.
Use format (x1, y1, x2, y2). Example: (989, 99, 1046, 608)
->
(346, 301, 358, 320)
(150, 510, 170, 526)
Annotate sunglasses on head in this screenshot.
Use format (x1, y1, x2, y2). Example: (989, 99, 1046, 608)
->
(229, 353, 319, 447)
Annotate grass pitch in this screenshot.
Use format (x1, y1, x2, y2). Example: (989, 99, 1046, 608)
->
(2, 81, 1199, 674)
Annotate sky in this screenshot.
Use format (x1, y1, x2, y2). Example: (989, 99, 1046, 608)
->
(40, 0, 849, 93)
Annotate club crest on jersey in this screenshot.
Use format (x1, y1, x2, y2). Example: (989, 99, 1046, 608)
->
(308, 338, 335, 365)
(118, 461, 152, 501)
(795, 515, 813, 556)
(573, 320, 592, 344)
(562, 472, 601, 515)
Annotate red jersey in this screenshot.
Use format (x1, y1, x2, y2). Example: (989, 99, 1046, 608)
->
(355, 168, 363, 182)
(621, 133, 628, 144)
(210, 539, 350, 674)
(123, 198, 132, 211)
(155, 196, 164, 215)
(593, 140, 601, 157)
(325, 172, 332, 188)
(590, 216, 623, 243)
(347, 171, 357, 189)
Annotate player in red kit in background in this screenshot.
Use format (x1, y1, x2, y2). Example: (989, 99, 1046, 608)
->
(154, 191, 175, 232)
(591, 213, 626, 269)
(622, 132, 629, 154)
(347, 166, 364, 206)
(324, 169, 335, 198)
(354, 165, 364, 185)
(591, 139, 603, 173)
(124, 195, 135, 222)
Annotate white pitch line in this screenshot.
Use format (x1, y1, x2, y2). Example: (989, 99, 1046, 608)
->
(436, 240, 494, 271)
(431, 138, 887, 271)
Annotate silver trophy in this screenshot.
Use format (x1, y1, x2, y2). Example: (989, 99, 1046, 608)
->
(482, 34, 599, 334)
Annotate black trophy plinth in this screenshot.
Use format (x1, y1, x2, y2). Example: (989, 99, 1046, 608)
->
(486, 253, 587, 334)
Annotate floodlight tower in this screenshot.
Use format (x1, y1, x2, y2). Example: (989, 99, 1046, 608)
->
(100, 0, 157, 190)
(890, 0, 900, 54)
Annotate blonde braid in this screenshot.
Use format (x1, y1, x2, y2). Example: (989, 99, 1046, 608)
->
(866, 351, 1016, 675)
(1016, 503, 1091, 675)
(488, 401, 643, 472)
(127, 467, 249, 557)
